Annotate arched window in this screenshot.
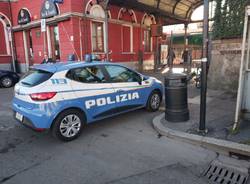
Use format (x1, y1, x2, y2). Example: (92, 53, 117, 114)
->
(117, 8, 137, 53)
(85, 0, 111, 18)
(88, 4, 106, 52)
(118, 8, 137, 23)
(85, 0, 112, 53)
(0, 13, 11, 55)
(89, 4, 105, 18)
(142, 14, 155, 27)
(142, 14, 155, 52)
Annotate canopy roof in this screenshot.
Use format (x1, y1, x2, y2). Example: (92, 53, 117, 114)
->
(109, 0, 204, 24)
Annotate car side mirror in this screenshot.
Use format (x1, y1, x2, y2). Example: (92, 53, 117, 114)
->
(138, 75, 143, 85)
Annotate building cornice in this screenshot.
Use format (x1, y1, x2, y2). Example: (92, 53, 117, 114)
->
(12, 12, 148, 32)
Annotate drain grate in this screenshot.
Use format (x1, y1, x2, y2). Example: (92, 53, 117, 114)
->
(204, 161, 249, 184)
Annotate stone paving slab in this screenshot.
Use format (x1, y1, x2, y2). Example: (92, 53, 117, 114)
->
(107, 163, 209, 184)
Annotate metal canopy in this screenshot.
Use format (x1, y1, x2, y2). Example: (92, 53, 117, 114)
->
(109, 0, 203, 24)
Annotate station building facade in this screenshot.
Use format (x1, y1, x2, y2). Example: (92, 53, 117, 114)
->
(0, 0, 159, 72)
(0, 1, 13, 70)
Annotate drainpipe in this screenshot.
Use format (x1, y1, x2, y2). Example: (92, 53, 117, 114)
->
(154, 16, 160, 72)
(8, 0, 16, 72)
(138, 22, 143, 72)
(46, 26, 52, 58)
(79, 17, 83, 61)
(103, 0, 109, 61)
(22, 30, 29, 72)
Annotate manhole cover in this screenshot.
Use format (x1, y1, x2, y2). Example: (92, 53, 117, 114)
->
(204, 161, 249, 184)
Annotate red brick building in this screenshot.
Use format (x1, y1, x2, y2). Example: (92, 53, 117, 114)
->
(0, 1, 13, 70)
(0, 0, 160, 72)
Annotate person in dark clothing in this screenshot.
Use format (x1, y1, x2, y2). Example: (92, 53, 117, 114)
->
(182, 49, 192, 73)
(167, 48, 176, 68)
(41, 53, 55, 64)
(182, 50, 189, 64)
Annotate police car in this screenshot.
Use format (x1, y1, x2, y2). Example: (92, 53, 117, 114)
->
(12, 62, 163, 141)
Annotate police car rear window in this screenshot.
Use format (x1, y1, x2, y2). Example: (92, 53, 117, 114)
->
(21, 69, 53, 87)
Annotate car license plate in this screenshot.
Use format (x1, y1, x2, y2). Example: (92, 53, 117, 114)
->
(16, 112, 23, 122)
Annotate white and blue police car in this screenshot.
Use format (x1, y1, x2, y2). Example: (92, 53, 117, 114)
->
(12, 62, 163, 141)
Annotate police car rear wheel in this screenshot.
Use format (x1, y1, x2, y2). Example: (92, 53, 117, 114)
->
(52, 109, 84, 141)
(147, 91, 161, 112)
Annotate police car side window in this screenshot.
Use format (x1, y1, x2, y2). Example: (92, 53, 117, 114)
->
(105, 65, 140, 83)
(67, 66, 105, 83)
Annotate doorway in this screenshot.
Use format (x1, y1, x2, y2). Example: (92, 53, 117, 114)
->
(50, 25, 60, 61)
(26, 30, 34, 66)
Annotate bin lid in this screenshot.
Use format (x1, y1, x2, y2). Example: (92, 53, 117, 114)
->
(165, 72, 187, 80)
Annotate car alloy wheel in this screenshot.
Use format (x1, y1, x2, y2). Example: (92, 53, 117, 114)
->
(52, 109, 85, 141)
(146, 91, 161, 112)
(150, 93, 161, 110)
(1, 77, 13, 88)
(59, 114, 81, 138)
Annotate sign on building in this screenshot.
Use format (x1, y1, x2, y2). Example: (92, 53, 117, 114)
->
(41, 19, 46, 32)
(41, 0, 59, 19)
(53, 0, 64, 3)
(18, 9, 31, 25)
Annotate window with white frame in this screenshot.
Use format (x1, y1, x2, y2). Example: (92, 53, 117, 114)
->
(0, 20, 10, 55)
(92, 21, 104, 53)
(122, 25, 133, 53)
(0, 22, 7, 55)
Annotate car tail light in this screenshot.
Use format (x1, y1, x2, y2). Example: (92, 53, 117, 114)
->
(30, 92, 57, 101)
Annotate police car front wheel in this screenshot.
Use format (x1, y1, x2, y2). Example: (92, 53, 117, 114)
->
(147, 91, 161, 112)
(52, 109, 85, 141)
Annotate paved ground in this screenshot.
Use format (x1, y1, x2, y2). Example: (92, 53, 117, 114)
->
(161, 89, 237, 139)
(0, 86, 215, 184)
(0, 73, 249, 184)
(0, 88, 14, 131)
(145, 71, 250, 144)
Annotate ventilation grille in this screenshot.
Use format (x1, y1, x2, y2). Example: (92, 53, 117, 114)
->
(204, 162, 249, 184)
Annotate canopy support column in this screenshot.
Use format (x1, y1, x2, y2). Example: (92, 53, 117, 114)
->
(184, 23, 188, 50)
(199, 0, 209, 133)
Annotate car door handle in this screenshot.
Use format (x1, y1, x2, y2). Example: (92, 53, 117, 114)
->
(116, 89, 125, 93)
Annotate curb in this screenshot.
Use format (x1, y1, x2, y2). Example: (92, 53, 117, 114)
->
(153, 113, 250, 157)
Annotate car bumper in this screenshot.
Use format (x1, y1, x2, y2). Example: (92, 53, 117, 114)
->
(12, 111, 47, 131)
(12, 98, 55, 129)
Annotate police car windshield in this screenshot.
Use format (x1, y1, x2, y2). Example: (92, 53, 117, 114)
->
(21, 69, 53, 87)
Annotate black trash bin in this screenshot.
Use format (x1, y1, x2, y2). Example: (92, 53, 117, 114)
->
(165, 72, 189, 122)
